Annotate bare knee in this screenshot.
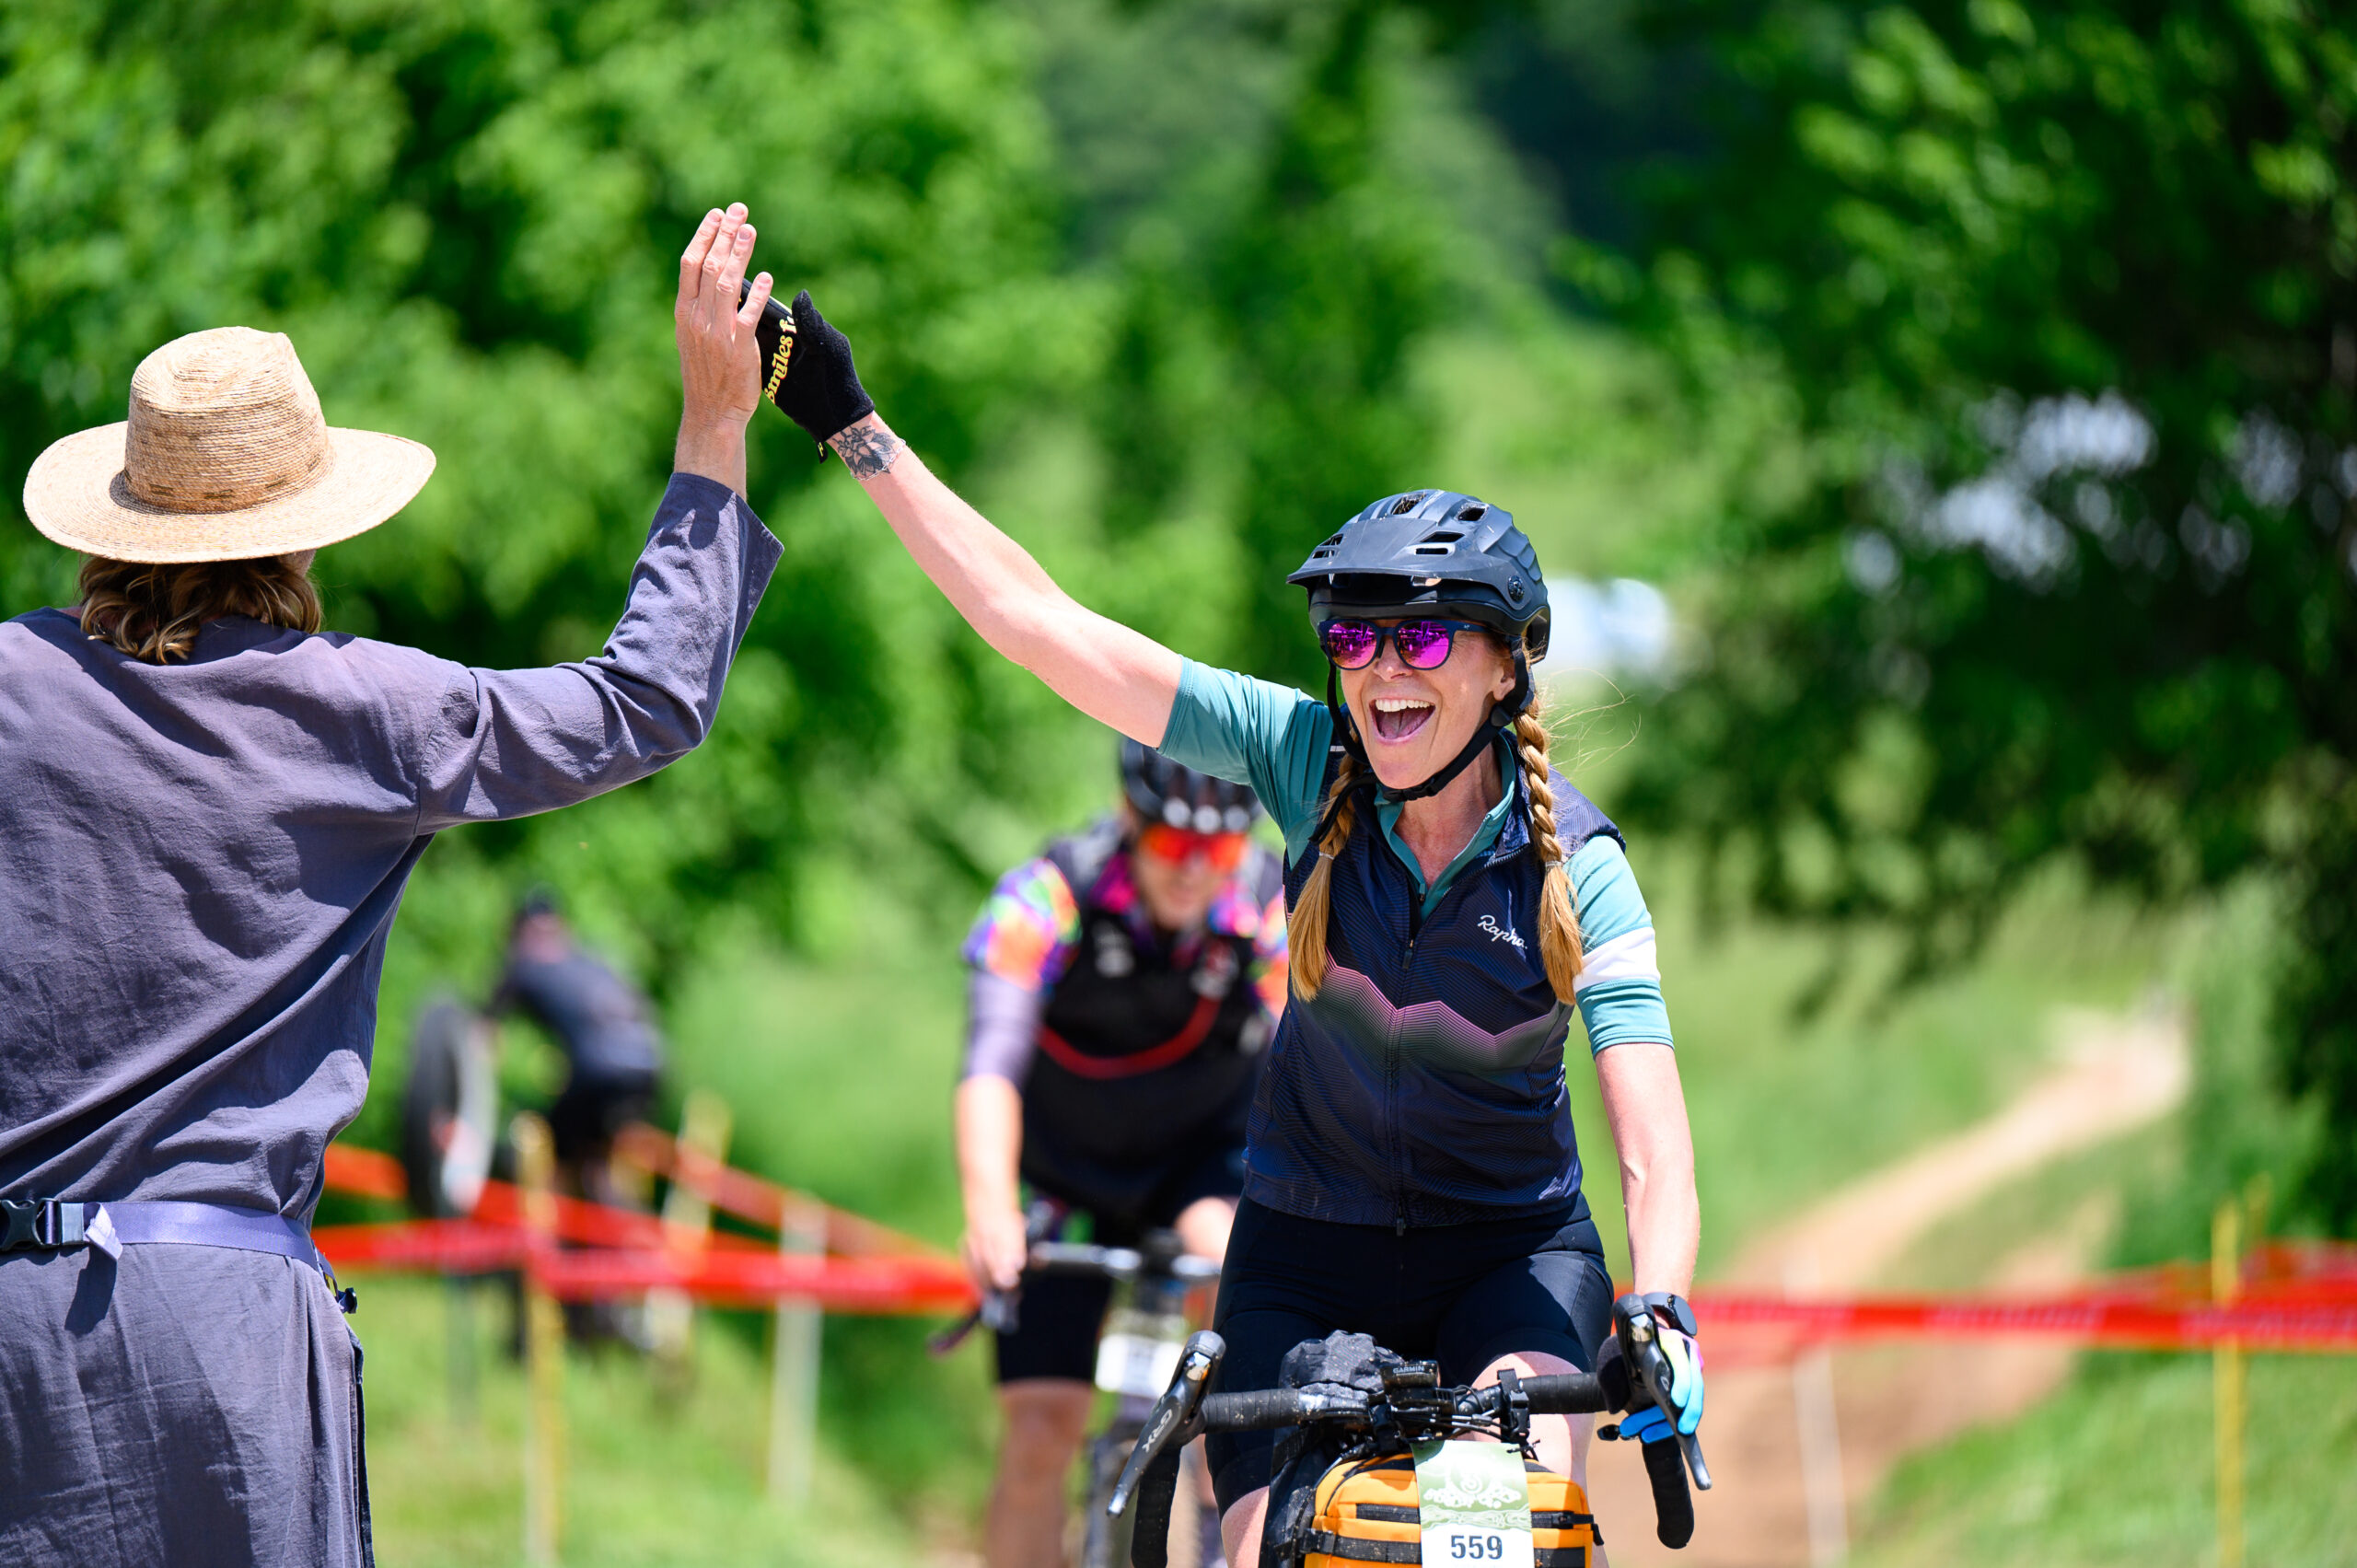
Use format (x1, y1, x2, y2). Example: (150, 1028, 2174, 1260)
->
(997, 1381, 1092, 1488)
(1221, 1486, 1268, 1567)
(1174, 1195, 1237, 1262)
(1478, 1350, 1588, 1481)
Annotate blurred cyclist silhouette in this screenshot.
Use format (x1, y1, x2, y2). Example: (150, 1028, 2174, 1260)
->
(492, 889, 667, 1212)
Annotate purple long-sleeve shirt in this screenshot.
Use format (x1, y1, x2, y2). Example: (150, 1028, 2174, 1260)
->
(0, 471, 779, 1221)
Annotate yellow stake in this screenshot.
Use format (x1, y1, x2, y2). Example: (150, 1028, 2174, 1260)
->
(516, 1112, 565, 1567)
(2212, 1195, 2244, 1568)
(768, 1189, 826, 1505)
(648, 1089, 732, 1388)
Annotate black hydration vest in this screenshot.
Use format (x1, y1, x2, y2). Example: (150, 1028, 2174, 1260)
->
(1018, 819, 1283, 1223)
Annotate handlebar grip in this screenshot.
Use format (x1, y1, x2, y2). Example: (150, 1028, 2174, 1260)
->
(1515, 1373, 1607, 1415)
(1642, 1429, 1696, 1549)
(1126, 1446, 1182, 1568)
(1195, 1388, 1311, 1432)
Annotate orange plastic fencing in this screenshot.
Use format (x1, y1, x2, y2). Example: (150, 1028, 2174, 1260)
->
(319, 1136, 2357, 1337)
(315, 1131, 972, 1317)
(1693, 1240, 2357, 1361)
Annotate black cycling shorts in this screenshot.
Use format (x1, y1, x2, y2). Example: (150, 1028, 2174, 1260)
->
(993, 1142, 1245, 1386)
(548, 1069, 658, 1164)
(1204, 1196, 1614, 1516)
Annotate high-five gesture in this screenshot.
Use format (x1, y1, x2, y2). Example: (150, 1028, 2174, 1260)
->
(673, 202, 772, 494)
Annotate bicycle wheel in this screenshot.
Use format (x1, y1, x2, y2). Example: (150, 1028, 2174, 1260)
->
(401, 997, 499, 1218)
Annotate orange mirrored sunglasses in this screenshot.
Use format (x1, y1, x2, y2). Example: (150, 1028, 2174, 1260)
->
(1135, 823, 1250, 873)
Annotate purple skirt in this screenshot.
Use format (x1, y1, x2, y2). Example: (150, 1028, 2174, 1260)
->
(0, 1243, 369, 1566)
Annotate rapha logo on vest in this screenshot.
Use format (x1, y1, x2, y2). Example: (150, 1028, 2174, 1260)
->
(1477, 914, 1527, 952)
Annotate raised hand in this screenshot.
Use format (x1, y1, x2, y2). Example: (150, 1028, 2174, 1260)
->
(673, 203, 772, 494)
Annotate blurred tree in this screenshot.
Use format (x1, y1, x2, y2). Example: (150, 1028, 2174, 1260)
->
(1582, 1, 2357, 1225)
(1037, 0, 1472, 688)
(0, 0, 1532, 979)
(0, 0, 1083, 972)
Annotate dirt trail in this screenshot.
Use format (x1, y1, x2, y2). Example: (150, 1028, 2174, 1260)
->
(1584, 1005, 2189, 1568)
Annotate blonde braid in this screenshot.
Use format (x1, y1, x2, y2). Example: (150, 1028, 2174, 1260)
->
(1515, 699, 1585, 1003)
(1286, 750, 1364, 1001)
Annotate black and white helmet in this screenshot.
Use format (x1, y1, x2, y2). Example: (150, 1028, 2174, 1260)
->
(1120, 738, 1261, 835)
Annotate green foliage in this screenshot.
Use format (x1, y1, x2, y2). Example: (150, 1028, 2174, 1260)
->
(0, 0, 1077, 971)
(0, 0, 1511, 998)
(1590, 0, 2357, 1222)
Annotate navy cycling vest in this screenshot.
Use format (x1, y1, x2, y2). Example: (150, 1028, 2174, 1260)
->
(1247, 749, 1621, 1227)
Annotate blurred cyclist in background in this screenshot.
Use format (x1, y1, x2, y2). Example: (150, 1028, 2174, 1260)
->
(958, 740, 1284, 1568)
(493, 889, 667, 1212)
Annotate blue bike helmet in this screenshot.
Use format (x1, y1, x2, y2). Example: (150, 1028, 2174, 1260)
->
(1286, 489, 1550, 803)
(1287, 489, 1550, 660)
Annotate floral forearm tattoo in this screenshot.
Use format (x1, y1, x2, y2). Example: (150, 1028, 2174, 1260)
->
(831, 420, 906, 479)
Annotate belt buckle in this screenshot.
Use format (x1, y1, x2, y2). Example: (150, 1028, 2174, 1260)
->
(2, 1197, 47, 1251)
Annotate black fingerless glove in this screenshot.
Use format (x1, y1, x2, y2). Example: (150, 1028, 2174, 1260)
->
(741, 284, 876, 452)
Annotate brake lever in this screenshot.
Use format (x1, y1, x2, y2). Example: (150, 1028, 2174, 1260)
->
(926, 1287, 1019, 1356)
(937, 1201, 1067, 1355)
(1107, 1330, 1224, 1518)
(1619, 1299, 1713, 1491)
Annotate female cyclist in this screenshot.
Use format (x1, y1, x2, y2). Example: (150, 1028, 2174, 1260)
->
(764, 296, 1703, 1566)
(960, 741, 1281, 1568)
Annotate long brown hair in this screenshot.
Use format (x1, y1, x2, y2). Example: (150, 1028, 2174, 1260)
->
(78, 554, 321, 665)
(1287, 672, 1585, 1005)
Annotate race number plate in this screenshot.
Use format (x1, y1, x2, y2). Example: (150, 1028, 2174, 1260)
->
(1094, 1330, 1184, 1399)
(1411, 1440, 1535, 1568)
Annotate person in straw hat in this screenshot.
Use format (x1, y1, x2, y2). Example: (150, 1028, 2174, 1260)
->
(0, 203, 809, 1565)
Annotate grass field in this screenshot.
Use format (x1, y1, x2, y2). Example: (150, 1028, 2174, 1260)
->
(360, 1272, 977, 1568)
(1850, 1350, 2357, 1568)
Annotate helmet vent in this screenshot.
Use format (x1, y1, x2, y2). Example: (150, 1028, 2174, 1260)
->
(1411, 543, 1452, 554)
(1456, 504, 1486, 521)
(1388, 493, 1427, 516)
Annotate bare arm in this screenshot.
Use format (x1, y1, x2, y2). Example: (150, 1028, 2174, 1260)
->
(829, 414, 1182, 744)
(1595, 1041, 1699, 1295)
(955, 1074, 1030, 1293)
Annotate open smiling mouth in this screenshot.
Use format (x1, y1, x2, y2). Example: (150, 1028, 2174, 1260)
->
(1370, 696, 1434, 742)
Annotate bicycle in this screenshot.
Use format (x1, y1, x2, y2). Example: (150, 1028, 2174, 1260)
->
(1106, 1296, 1713, 1567)
(401, 993, 665, 1353)
(933, 1202, 1226, 1568)
(401, 996, 502, 1220)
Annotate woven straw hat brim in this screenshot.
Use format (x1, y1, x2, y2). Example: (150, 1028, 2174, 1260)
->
(21, 421, 436, 563)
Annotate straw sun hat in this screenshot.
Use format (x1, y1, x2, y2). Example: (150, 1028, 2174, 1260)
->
(21, 326, 435, 563)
